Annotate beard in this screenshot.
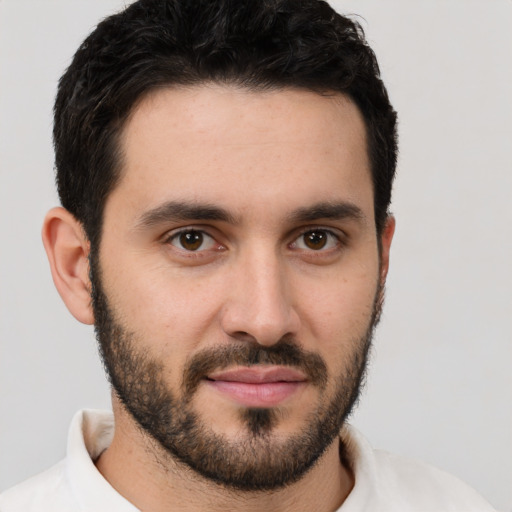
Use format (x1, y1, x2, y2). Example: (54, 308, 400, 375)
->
(90, 253, 382, 491)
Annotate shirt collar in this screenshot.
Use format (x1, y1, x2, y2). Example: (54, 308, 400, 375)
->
(65, 409, 375, 511)
(65, 409, 139, 511)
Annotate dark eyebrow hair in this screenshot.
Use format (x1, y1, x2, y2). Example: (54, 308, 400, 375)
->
(135, 199, 365, 231)
(135, 200, 238, 229)
(288, 201, 365, 224)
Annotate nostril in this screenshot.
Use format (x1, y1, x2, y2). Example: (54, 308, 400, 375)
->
(229, 331, 258, 344)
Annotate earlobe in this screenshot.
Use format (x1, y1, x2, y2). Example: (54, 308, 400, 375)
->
(379, 215, 395, 285)
(42, 207, 94, 325)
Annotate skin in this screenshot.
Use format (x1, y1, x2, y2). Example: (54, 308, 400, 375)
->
(43, 85, 395, 511)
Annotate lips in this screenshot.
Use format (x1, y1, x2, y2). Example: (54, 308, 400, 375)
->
(205, 366, 307, 407)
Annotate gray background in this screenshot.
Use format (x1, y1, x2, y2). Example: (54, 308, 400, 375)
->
(1, 1, 511, 510)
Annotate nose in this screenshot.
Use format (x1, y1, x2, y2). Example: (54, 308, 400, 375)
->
(220, 248, 300, 347)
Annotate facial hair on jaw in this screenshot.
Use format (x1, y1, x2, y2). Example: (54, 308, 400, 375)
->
(90, 252, 383, 491)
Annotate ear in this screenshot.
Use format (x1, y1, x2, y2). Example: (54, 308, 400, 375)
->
(379, 215, 395, 286)
(42, 207, 94, 325)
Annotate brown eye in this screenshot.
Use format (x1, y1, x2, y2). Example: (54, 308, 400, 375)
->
(292, 229, 340, 252)
(169, 230, 216, 252)
(303, 231, 327, 250)
(179, 231, 203, 251)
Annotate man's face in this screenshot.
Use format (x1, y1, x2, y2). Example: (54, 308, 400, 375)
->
(92, 86, 390, 489)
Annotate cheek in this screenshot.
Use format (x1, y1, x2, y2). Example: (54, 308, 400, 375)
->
(101, 254, 223, 361)
(295, 259, 380, 354)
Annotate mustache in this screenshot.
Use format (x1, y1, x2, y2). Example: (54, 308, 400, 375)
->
(182, 339, 328, 395)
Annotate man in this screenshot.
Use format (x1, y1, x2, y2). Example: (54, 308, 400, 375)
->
(0, 0, 498, 510)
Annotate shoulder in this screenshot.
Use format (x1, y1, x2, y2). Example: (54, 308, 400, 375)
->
(341, 425, 497, 512)
(0, 460, 76, 512)
(372, 448, 496, 511)
(0, 409, 117, 512)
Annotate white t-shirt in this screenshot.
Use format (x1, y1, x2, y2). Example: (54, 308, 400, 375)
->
(0, 410, 496, 511)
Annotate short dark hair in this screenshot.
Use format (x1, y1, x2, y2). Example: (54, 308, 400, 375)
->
(54, 0, 398, 249)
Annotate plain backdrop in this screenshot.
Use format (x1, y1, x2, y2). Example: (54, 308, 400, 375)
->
(0, 1, 510, 510)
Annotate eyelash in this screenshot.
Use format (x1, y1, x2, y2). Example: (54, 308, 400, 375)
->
(164, 229, 222, 254)
(289, 227, 343, 253)
(164, 226, 345, 256)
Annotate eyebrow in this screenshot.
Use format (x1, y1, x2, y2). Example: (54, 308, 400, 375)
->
(288, 201, 365, 224)
(135, 199, 365, 231)
(135, 200, 239, 229)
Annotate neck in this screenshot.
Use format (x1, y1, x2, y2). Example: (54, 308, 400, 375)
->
(95, 401, 354, 512)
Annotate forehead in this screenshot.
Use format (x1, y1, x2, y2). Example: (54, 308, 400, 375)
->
(109, 85, 373, 224)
